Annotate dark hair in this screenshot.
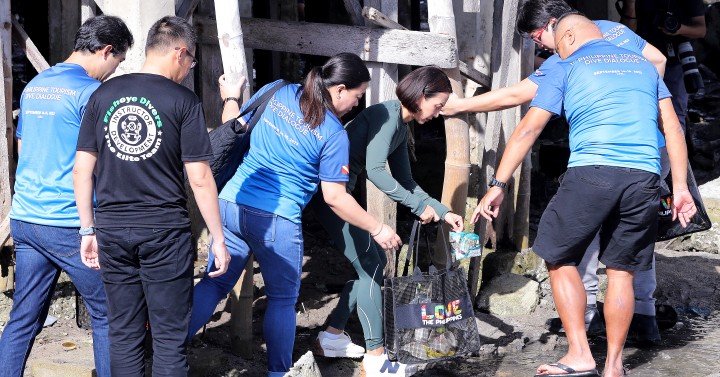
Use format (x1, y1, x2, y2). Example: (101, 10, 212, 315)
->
(516, 0, 574, 35)
(145, 16, 197, 54)
(396, 66, 451, 113)
(299, 52, 370, 129)
(73, 15, 133, 56)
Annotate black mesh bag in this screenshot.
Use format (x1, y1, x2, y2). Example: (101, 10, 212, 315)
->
(384, 221, 481, 364)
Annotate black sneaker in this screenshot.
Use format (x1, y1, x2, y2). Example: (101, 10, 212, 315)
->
(585, 304, 605, 336)
(628, 313, 661, 346)
(546, 304, 605, 336)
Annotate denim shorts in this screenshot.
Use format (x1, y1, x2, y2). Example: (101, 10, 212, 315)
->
(533, 165, 659, 271)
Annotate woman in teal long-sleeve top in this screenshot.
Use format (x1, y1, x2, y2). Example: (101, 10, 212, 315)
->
(311, 66, 464, 375)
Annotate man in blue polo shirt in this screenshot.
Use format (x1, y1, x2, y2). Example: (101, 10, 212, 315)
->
(0, 16, 133, 377)
(472, 14, 694, 377)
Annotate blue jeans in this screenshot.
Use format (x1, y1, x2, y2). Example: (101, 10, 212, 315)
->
(189, 200, 303, 377)
(97, 227, 194, 377)
(0, 220, 110, 377)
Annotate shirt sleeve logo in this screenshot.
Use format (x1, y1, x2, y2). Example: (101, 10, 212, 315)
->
(533, 69, 545, 77)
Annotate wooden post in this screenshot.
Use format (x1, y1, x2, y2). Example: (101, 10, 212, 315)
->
(101, 1, 175, 73)
(81, 0, 96, 22)
(1, 0, 11, 217)
(427, 0, 471, 269)
(48, 0, 80, 65)
(213, 0, 254, 359)
(11, 18, 51, 73)
(0, 37, 12, 291)
(481, 0, 528, 251)
(455, 0, 495, 298)
(363, 0, 399, 278)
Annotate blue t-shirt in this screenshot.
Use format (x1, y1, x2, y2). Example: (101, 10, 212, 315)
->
(219, 80, 350, 223)
(530, 40, 671, 175)
(529, 21, 647, 86)
(11, 63, 100, 227)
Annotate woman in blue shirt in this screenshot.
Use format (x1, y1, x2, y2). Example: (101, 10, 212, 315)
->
(189, 53, 402, 377)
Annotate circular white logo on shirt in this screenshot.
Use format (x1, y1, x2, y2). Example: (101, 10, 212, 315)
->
(106, 104, 162, 161)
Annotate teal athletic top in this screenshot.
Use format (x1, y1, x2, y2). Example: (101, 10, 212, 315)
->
(345, 100, 450, 220)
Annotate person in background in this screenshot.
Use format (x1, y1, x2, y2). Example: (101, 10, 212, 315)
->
(312, 66, 464, 376)
(74, 16, 230, 377)
(0, 16, 133, 377)
(188, 52, 402, 377)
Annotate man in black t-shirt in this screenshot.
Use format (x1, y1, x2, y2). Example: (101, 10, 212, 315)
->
(74, 16, 230, 377)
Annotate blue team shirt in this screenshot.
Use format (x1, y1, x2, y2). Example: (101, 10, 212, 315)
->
(219, 80, 350, 223)
(530, 39, 671, 175)
(529, 21, 646, 86)
(11, 63, 100, 226)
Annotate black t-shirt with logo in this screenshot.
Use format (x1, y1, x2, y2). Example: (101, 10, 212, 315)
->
(77, 73, 212, 228)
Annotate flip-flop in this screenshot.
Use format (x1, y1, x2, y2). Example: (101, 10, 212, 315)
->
(534, 362, 600, 377)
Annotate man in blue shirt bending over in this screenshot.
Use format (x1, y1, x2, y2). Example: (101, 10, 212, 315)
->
(0, 16, 133, 377)
(472, 14, 695, 377)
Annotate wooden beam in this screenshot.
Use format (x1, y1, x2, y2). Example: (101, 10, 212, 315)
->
(11, 18, 50, 73)
(194, 16, 459, 68)
(176, 0, 201, 20)
(81, 0, 96, 22)
(93, 0, 105, 13)
(428, 1, 471, 269)
(362, 6, 407, 30)
(343, 0, 364, 27)
(459, 60, 491, 88)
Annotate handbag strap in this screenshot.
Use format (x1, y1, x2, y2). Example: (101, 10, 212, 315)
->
(235, 79, 290, 133)
(408, 220, 453, 277)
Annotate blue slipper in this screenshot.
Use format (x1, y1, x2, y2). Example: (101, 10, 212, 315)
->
(534, 362, 600, 377)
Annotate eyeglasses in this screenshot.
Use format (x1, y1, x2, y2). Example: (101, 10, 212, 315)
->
(531, 19, 553, 46)
(175, 46, 197, 68)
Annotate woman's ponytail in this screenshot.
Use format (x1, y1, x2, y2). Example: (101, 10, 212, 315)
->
(299, 53, 370, 129)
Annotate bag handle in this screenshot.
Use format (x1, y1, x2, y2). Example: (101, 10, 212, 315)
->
(408, 220, 453, 278)
(232, 79, 290, 134)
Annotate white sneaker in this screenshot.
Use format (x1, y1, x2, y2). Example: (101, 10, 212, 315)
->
(314, 331, 365, 358)
(360, 353, 417, 376)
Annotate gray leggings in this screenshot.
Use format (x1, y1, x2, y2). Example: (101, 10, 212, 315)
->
(578, 235, 657, 316)
(310, 196, 387, 351)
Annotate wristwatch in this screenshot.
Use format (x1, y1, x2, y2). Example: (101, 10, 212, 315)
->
(488, 177, 507, 190)
(78, 226, 95, 236)
(222, 97, 240, 106)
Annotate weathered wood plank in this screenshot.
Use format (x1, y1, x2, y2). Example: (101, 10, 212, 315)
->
(343, 0, 364, 27)
(194, 16, 458, 68)
(81, 0, 96, 22)
(176, 0, 201, 19)
(458, 60, 490, 88)
(0, 214, 8, 247)
(11, 18, 50, 73)
(363, 6, 407, 30)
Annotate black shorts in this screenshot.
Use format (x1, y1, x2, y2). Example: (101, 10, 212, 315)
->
(532, 165, 659, 271)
